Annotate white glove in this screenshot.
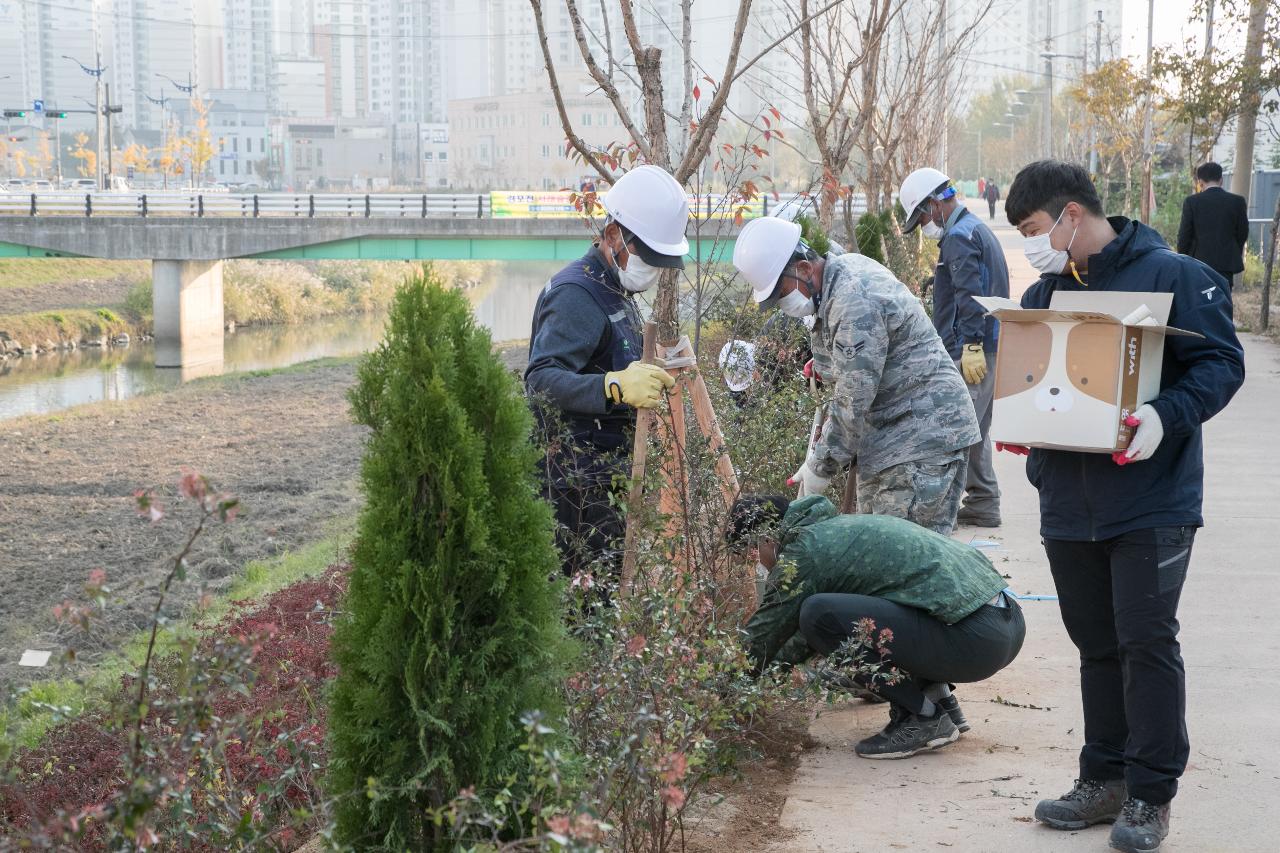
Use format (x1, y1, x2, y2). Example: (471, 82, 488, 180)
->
(788, 459, 831, 496)
(1123, 404, 1164, 462)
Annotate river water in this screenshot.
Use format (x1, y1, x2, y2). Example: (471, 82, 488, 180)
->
(0, 262, 560, 421)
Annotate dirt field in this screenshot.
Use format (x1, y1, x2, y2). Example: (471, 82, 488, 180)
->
(0, 360, 369, 689)
(0, 343, 531, 691)
(0, 278, 140, 317)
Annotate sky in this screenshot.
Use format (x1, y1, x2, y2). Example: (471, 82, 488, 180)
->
(1119, 0, 1245, 60)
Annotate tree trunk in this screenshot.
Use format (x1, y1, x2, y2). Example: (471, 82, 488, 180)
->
(1229, 0, 1269, 204)
(1262, 191, 1280, 332)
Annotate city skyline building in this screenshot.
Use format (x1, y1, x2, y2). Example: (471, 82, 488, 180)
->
(107, 0, 198, 132)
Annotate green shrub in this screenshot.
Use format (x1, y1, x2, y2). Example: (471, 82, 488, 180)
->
(854, 209, 891, 266)
(124, 280, 153, 318)
(327, 266, 568, 849)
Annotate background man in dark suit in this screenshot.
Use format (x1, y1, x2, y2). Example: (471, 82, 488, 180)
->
(1176, 162, 1249, 289)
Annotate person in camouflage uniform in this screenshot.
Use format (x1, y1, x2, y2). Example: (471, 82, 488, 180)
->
(806, 252, 980, 534)
(734, 217, 980, 533)
(726, 494, 1025, 759)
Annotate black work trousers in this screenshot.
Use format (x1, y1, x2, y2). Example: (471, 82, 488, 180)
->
(799, 593, 1025, 715)
(1044, 525, 1195, 806)
(542, 436, 628, 585)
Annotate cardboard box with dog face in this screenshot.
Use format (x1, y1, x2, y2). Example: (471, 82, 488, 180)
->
(974, 292, 1203, 453)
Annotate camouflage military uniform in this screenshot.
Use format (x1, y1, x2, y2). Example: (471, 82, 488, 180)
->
(809, 253, 980, 535)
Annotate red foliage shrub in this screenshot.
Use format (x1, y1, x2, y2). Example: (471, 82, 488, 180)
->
(0, 564, 349, 847)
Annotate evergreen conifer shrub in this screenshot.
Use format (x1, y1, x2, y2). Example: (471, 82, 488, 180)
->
(328, 267, 567, 849)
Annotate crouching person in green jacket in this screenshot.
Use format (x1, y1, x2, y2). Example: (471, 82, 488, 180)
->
(729, 494, 1026, 759)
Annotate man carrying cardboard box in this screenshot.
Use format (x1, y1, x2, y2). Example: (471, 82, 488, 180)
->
(1003, 160, 1245, 853)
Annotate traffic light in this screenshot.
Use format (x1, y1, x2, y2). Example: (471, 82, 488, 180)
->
(48, 111, 67, 119)
(3, 110, 25, 118)
(6, 136, 24, 143)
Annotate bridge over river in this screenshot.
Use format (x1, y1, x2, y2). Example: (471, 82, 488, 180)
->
(0, 191, 764, 367)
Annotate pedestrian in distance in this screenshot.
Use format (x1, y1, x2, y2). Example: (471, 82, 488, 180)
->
(1004, 160, 1245, 853)
(899, 167, 1010, 528)
(525, 165, 687, 589)
(727, 494, 1025, 759)
(733, 216, 980, 535)
(1176, 161, 1249, 292)
(983, 177, 1001, 220)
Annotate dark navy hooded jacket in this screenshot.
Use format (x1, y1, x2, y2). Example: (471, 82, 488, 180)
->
(1019, 217, 1244, 541)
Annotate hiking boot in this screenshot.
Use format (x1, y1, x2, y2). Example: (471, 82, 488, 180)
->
(855, 707, 958, 760)
(1109, 798, 1171, 852)
(936, 694, 970, 733)
(956, 507, 1002, 527)
(1035, 778, 1126, 830)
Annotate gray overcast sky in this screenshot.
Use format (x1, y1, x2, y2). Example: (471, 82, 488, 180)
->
(1120, 0, 1234, 60)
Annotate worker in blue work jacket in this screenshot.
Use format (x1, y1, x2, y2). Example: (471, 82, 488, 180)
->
(525, 165, 689, 587)
(899, 167, 1010, 528)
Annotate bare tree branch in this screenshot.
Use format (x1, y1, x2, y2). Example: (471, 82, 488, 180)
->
(565, 0, 654, 162)
(528, 0, 615, 180)
(729, 0, 848, 85)
(675, 0, 754, 183)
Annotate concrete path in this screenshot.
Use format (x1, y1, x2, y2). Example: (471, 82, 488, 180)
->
(769, 206, 1280, 852)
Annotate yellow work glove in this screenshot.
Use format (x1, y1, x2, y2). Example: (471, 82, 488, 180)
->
(604, 361, 675, 409)
(960, 343, 987, 385)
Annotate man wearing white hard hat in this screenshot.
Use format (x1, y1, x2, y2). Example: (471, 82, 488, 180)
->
(900, 167, 1010, 527)
(732, 216, 980, 535)
(525, 165, 688, 586)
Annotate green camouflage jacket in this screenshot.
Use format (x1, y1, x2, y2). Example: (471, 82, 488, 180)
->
(745, 496, 1008, 670)
(809, 253, 980, 477)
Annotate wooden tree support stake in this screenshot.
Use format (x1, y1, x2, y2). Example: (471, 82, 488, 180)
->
(620, 321, 658, 591)
(620, 328, 741, 595)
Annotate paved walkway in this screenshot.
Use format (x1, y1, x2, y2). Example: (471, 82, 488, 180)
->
(769, 204, 1280, 852)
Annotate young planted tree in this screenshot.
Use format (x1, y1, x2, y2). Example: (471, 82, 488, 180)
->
(183, 96, 218, 188)
(786, 0, 901, 243)
(70, 132, 97, 179)
(1068, 59, 1161, 216)
(327, 268, 568, 849)
(528, 0, 847, 339)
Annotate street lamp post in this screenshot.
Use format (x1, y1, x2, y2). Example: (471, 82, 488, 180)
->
(63, 53, 106, 189)
(156, 72, 197, 184)
(963, 129, 983, 178)
(144, 89, 169, 188)
(1014, 89, 1051, 158)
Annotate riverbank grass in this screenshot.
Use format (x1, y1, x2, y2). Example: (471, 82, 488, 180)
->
(0, 527, 352, 758)
(0, 259, 150, 291)
(0, 306, 141, 350)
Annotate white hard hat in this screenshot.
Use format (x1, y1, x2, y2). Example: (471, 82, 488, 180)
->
(602, 164, 690, 267)
(733, 216, 803, 307)
(718, 340, 757, 392)
(899, 167, 952, 232)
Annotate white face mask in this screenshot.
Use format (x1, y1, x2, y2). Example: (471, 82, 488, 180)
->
(1022, 207, 1078, 275)
(778, 288, 815, 318)
(921, 220, 944, 240)
(618, 254, 661, 293)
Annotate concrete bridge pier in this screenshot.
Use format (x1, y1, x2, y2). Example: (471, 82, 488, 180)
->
(152, 259, 225, 370)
